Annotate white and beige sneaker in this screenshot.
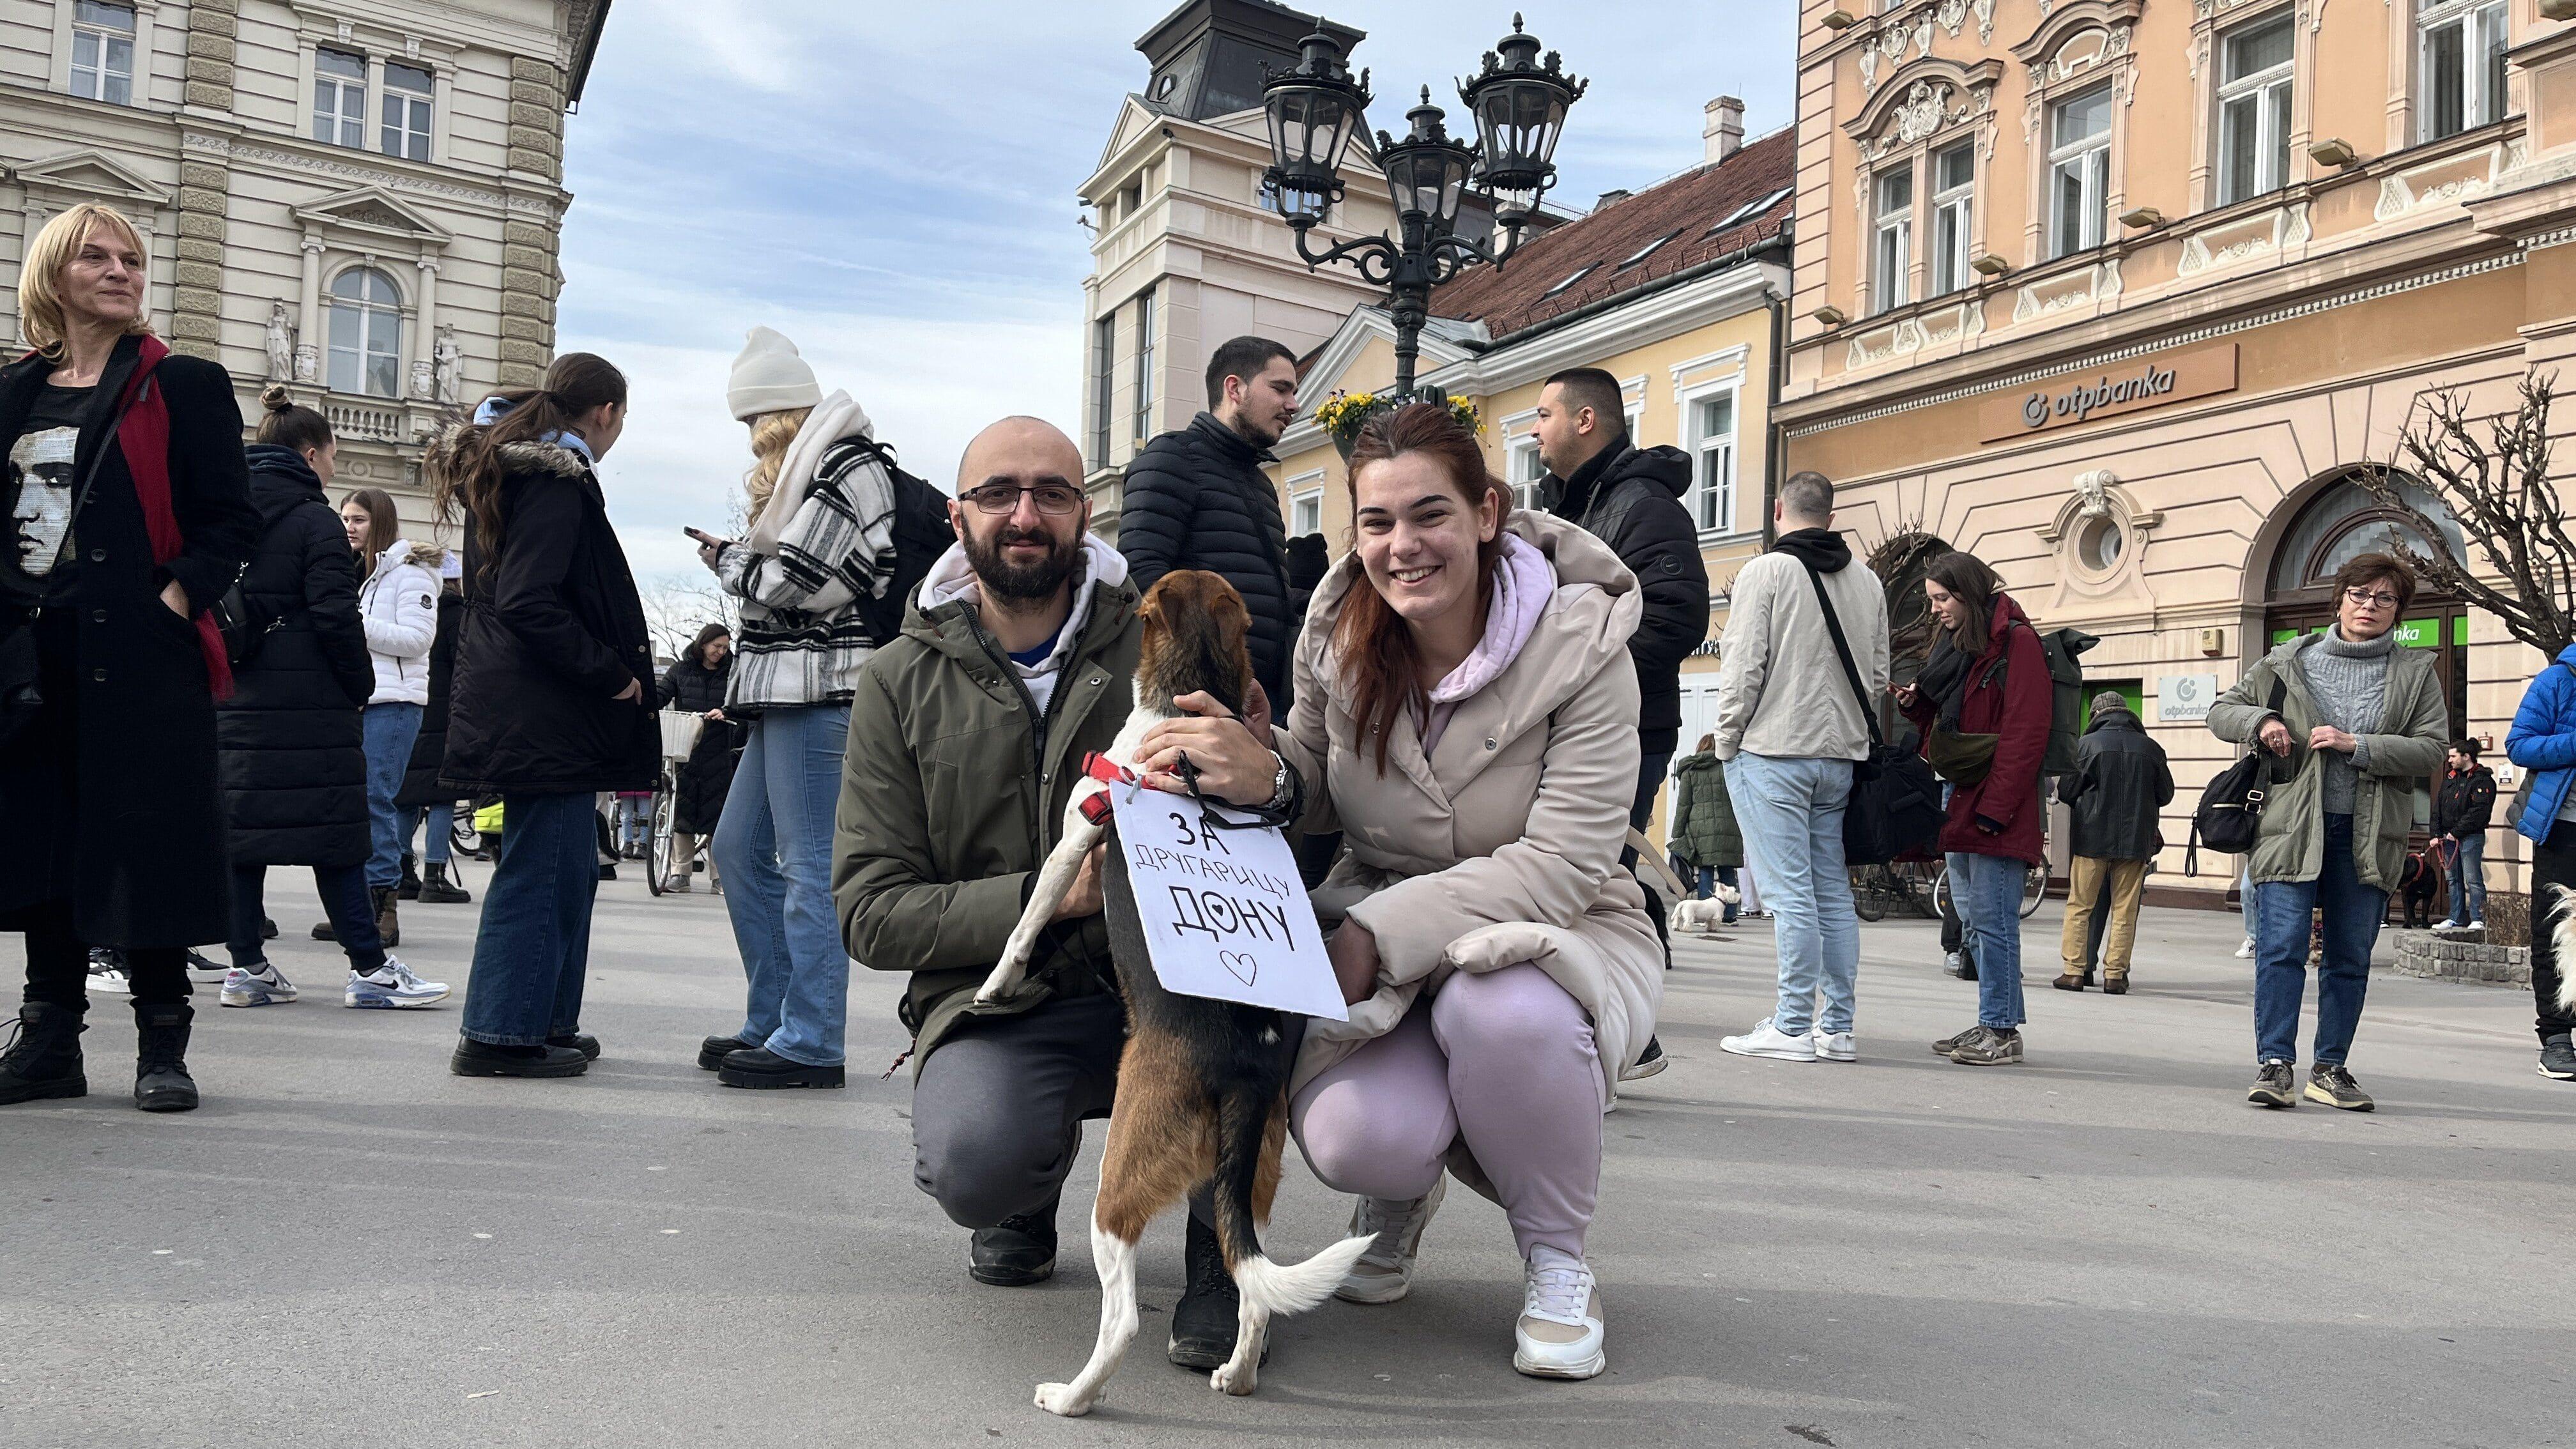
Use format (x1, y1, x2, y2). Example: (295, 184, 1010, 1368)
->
(1336, 1176, 1446, 1305)
(1514, 1246, 1605, 1379)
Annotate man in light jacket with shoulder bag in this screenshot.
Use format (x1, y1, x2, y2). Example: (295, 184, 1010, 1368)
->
(1709, 472, 1890, 1064)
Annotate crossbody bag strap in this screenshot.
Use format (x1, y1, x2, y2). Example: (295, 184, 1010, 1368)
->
(1795, 558, 1883, 751)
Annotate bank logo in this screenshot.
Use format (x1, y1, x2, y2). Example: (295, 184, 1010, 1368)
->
(2020, 364, 2182, 429)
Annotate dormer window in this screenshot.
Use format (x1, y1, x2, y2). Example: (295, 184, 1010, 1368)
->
(1617, 231, 1680, 271)
(1541, 264, 1597, 299)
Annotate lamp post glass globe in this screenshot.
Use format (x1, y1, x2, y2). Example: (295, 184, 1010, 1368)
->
(1459, 13, 1588, 233)
(1260, 25, 1370, 229)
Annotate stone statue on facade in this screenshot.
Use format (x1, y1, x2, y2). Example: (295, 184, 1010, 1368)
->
(433, 325, 463, 406)
(2071, 468, 2119, 523)
(264, 300, 296, 383)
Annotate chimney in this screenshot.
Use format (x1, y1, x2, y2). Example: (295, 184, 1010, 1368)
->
(1705, 95, 1745, 164)
(1595, 188, 1630, 211)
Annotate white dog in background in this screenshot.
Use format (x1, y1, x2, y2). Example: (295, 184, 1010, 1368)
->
(1668, 884, 1743, 936)
(2549, 886, 2576, 1016)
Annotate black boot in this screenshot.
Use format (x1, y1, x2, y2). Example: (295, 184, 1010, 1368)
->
(716, 1046, 845, 1089)
(1169, 1213, 1263, 1370)
(970, 1209, 1059, 1287)
(450, 1037, 590, 1078)
(371, 886, 400, 948)
(418, 862, 471, 904)
(397, 855, 422, 901)
(133, 1002, 199, 1113)
(0, 1002, 87, 1105)
(697, 1033, 760, 1070)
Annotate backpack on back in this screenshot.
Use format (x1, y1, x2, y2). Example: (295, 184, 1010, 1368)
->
(2031, 625, 2099, 778)
(831, 438, 957, 648)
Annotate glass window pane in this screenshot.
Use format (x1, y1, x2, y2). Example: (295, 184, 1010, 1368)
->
(76, 1, 134, 29)
(1937, 144, 1973, 192)
(72, 32, 97, 70)
(318, 47, 365, 80)
(104, 34, 130, 75)
(2221, 95, 2256, 202)
(2054, 87, 2111, 148)
(103, 67, 128, 107)
(2224, 17, 2293, 80)
(1700, 394, 1734, 436)
(385, 62, 431, 94)
(2480, 4, 2509, 126)
(328, 302, 358, 349)
(2426, 20, 2465, 139)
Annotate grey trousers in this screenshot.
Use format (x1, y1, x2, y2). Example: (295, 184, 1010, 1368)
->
(911, 990, 1124, 1230)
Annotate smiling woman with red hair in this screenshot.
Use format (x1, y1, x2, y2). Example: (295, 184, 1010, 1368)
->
(1136, 401, 1661, 1381)
(0, 202, 257, 1113)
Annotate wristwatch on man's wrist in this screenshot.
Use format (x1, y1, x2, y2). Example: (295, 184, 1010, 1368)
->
(1263, 751, 1292, 811)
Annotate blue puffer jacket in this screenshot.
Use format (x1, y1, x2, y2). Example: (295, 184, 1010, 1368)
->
(2504, 646, 2576, 841)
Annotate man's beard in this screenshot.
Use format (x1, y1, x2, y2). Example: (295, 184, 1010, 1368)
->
(965, 523, 1082, 604)
(1230, 411, 1284, 450)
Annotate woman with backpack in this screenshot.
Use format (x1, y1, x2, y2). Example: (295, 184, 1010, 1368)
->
(433, 353, 654, 1079)
(326, 486, 439, 949)
(217, 390, 447, 1011)
(1896, 551, 2052, 1067)
(685, 328, 947, 1089)
(2207, 553, 2448, 1112)
(0, 203, 258, 1114)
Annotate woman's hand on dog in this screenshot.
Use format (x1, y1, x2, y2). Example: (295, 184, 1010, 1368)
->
(1048, 844, 1107, 924)
(1136, 688, 1277, 804)
(1328, 921, 1379, 1005)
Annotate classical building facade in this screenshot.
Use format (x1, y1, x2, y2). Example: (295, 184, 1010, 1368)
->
(0, 0, 608, 529)
(1782, 0, 2576, 903)
(1268, 103, 1794, 843)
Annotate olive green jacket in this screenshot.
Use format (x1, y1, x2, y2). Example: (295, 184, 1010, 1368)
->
(1669, 750, 1741, 868)
(832, 546, 1140, 1075)
(2204, 632, 2448, 892)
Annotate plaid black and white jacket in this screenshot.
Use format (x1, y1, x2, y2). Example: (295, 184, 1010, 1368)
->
(714, 440, 899, 711)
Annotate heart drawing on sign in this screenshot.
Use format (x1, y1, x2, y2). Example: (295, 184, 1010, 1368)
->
(1218, 951, 1259, 986)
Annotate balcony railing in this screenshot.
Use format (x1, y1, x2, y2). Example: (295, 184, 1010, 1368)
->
(325, 398, 409, 442)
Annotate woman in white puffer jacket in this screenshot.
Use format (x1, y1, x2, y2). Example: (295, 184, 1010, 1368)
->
(338, 487, 440, 945)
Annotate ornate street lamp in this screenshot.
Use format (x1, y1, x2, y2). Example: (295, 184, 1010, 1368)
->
(1262, 13, 1586, 399)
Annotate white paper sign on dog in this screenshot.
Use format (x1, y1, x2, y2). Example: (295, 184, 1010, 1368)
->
(1108, 786, 1348, 1022)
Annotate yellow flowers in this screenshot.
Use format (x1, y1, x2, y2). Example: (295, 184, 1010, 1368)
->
(1315, 390, 1485, 447)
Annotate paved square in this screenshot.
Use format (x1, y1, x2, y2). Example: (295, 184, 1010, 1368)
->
(8, 877, 2570, 1447)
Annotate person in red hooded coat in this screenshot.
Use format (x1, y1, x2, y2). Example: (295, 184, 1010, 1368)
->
(1897, 551, 2052, 1067)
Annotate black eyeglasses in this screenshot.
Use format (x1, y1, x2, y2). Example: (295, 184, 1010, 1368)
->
(2343, 586, 2401, 610)
(963, 482, 1084, 516)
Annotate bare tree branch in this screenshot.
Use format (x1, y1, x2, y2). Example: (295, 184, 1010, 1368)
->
(2363, 374, 2576, 657)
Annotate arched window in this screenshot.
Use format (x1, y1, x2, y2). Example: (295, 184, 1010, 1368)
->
(2266, 470, 2465, 599)
(328, 268, 402, 399)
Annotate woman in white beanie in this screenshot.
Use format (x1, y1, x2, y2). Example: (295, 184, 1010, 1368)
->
(687, 326, 910, 1090)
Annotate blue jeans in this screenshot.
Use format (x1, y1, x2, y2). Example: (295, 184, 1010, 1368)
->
(400, 802, 452, 866)
(1724, 753, 1858, 1036)
(1951, 850, 2029, 1029)
(362, 702, 425, 888)
(615, 796, 650, 850)
(460, 792, 599, 1046)
(2444, 833, 2486, 925)
(714, 703, 852, 1066)
(2253, 813, 2382, 1066)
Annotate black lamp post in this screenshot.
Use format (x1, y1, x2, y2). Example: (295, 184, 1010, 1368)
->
(1261, 13, 1585, 400)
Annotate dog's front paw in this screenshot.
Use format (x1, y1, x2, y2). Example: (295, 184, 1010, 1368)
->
(1209, 1361, 1258, 1397)
(1034, 1382, 1096, 1417)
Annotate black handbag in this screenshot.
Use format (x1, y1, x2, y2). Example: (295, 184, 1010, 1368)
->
(2186, 675, 2288, 875)
(1798, 560, 1943, 866)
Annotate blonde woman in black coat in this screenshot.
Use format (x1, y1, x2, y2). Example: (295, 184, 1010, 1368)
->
(0, 203, 256, 1113)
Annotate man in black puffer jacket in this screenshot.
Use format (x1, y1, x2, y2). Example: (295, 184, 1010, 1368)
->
(1117, 335, 1298, 710)
(1535, 367, 1710, 831)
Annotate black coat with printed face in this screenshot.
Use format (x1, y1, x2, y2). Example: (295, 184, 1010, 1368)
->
(0, 336, 257, 949)
(434, 430, 661, 798)
(215, 445, 376, 868)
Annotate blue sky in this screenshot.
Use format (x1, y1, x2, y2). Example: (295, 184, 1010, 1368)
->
(555, 1, 1798, 587)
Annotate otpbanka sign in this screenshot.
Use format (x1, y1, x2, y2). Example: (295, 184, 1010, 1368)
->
(1981, 342, 2239, 442)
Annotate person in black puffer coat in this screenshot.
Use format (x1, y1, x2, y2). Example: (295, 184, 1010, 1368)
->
(434, 354, 656, 1079)
(659, 622, 742, 891)
(394, 577, 468, 903)
(1117, 335, 1298, 711)
(215, 390, 444, 1011)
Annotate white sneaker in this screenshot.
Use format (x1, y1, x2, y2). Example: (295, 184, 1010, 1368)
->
(1514, 1246, 1605, 1379)
(1337, 1176, 1445, 1305)
(86, 949, 131, 995)
(220, 961, 298, 1008)
(2235, 936, 2256, 959)
(1809, 1029, 1857, 1062)
(1719, 1018, 1817, 1062)
(2466, 919, 2486, 931)
(345, 956, 450, 1009)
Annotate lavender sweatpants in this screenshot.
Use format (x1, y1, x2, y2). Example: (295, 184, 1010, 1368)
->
(1289, 963, 1604, 1259)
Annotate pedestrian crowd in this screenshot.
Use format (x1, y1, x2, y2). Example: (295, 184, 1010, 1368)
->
(8, 199, 2575, 1392)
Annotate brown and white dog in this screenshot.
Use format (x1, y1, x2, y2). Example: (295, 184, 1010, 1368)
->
(975, 569, 1370, 1418)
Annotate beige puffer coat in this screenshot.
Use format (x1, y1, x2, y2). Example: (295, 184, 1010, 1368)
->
(1278, 511, 1661, 1119)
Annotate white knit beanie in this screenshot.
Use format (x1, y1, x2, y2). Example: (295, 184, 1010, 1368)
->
(727, 325, 822, 421)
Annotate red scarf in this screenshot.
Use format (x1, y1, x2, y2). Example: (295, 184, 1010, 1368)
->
(105, 335, 231, 698)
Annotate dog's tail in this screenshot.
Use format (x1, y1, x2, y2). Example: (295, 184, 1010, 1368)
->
(2550, 885, 2576, 1016)
(1211, 1084, 1373, 1319)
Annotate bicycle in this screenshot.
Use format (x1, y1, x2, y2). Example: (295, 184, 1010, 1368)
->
(1851, 860, 1938, 922)
(645, 711, 702, 898)
(1929, 858, 2048, 921)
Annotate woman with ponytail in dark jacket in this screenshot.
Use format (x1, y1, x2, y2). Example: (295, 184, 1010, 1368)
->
(433, 353, 655, 1078)
(0, 203, 257, 1114)
(213, 388, 448, 1014)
